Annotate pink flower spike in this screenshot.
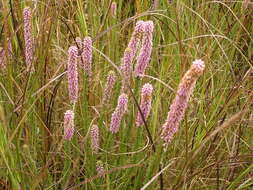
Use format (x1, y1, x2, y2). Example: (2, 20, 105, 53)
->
(67, 46, 78, 104)
(110, 93, 128, 133)
(136, 83, 153, 127)
(90, 125, 99, 153)
(63, 110, 75, 140)
(81, 36, 92, 76)
(134, 21, 154, 77)
(127, 20, 145, 61)
(120, 48, 132, 92)
(161, 59, 205, 144)
(23, 7, 34, 72)
(102, 70, 116, 105)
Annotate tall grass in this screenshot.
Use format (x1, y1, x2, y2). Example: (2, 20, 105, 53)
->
(0, 0, 252, 189)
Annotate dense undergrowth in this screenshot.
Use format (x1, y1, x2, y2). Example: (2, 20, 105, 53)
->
(0, 0, 252, 189)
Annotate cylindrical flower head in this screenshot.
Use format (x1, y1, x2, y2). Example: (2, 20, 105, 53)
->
(136, 83, 153, 127)
(120, 48, 132, 79)
(161, 59, 205, 143)
(64, 110, 74, 140)
(110, 93, 128, 133)
(90, 125, 99, 153)
(120, 48, 132, 92)
(23, 7, 34, 72)
(110, 2, 117, 18)
(127, 20, 145, 61)
(67, 46, 78, 104)
(117, 93, 128, 115)
(81, 36, 92, 76)
(134, 21, 154, 77)
(102, 70, 116, 104)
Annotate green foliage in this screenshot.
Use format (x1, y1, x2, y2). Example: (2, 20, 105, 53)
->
(0, 0, 252, 189)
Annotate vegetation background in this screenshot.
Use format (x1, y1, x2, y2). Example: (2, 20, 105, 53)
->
(0, 0, 252, 189)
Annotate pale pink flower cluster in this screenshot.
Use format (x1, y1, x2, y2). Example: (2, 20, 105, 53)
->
(90, 125, 99, 153)
(63, 37, 92, 140)
(67, 46, 78, 104)
(120, 48, 132, 92)
(119, 21, 145, 91)
(119, 20, 154, 91)
(110, 93, 128, 133)
(81, 36, 92, 76)
(63, 110, 75, 140)
(134, 21, 154, 77)
(102, 70, 116, 104)
(136, 83, 153, 127)
(127, 20, 145, 62)
(23, 7, 34, 72)
(161, 59, 205, 143)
